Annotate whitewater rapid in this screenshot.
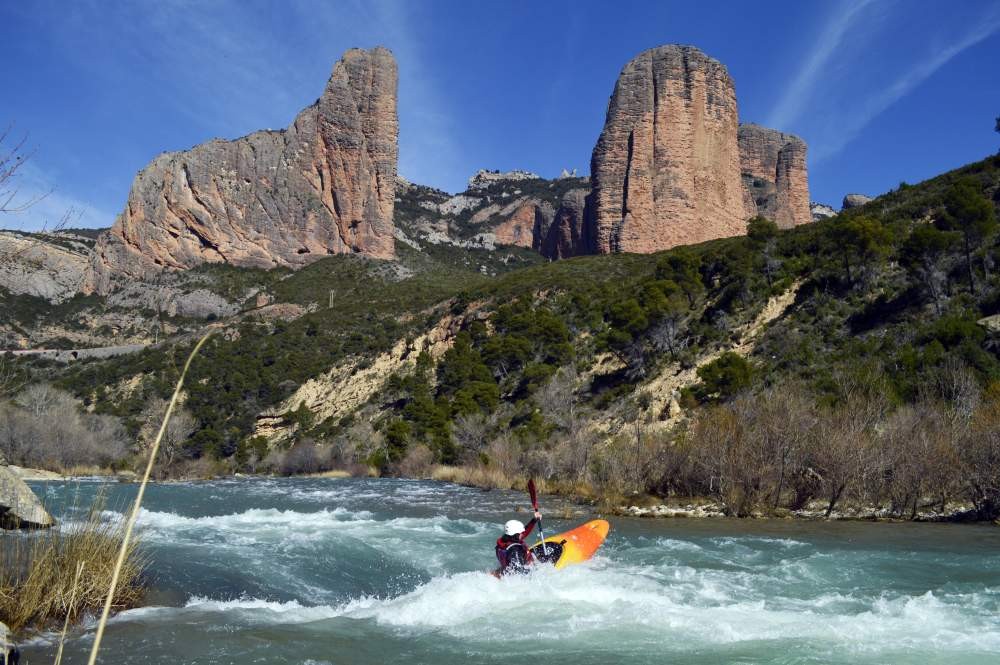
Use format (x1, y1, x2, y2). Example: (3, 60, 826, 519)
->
(23, 477, 1000, 664)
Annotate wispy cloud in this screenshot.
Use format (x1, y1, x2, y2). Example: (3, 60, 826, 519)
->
(767, 0, 876, 129)
(812, 11, 1000, 160)
(366, 1, 463, 191)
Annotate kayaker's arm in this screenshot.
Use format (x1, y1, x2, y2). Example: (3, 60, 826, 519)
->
(521, 513, 541, 540)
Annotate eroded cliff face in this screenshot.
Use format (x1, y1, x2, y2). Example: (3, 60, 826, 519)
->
(85, 47, 398, 294)
(586, 45, 746, 254)
(738, 124, 810, 229)
(541, 188, 589, 259)
(0, 232, 89, 303)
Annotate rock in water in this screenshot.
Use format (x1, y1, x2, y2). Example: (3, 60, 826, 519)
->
(85, 47, 398, 294)
(842, 193, 873, 210)
(0, 621, 18, 665)
(0, 465, 55, 529)
(738, 124, 811, 229)
(586, 45, 746, 254)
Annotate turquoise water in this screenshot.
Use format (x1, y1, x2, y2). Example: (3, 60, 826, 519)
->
(16, 477, 1000, 664)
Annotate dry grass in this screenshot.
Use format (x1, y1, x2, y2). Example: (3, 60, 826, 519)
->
(432, 464, 521, 490)
(431, 465, 601, 506)
(0, 494, 146, 633)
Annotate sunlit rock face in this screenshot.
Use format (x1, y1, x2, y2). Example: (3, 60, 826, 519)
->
(586, 45, 746, 254)
(738, 123, 810, 229)
(85, 47, 398, 294)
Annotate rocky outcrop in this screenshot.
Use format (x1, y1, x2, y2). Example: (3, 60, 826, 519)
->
(842, 193, 873, 210)
(85, 47, 398, 294)
(467, 169, 540, 191)
(0, 464, 54, 529)
(541, 188, 589, 258)
(492, 201, 553, 248)
(586, 45, 746, 254)
(0, 232, 89, 303)
(811, 202, 837, 221)
(738, 124, 810, 229)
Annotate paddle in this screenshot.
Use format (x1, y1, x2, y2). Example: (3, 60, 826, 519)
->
(528, 478, 550, 558)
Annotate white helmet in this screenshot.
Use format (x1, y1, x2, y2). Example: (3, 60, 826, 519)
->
(504, 519, 525, 536)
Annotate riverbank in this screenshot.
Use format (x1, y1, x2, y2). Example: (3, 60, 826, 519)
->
(617, 499, 985, 523)
(427, 465, 994, 525)
(21, 462, 997, 525)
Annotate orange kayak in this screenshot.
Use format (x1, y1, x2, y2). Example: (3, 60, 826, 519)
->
(529, 519, 610, 569)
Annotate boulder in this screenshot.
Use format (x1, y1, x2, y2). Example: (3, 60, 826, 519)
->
(0, 465, 55, 529)
(977, 314, 1000, 333)
(842, 193, 873, 210)
(84, 47, 399, 294)
(7, 465, 63, 481)
(0, 621, 19, 665)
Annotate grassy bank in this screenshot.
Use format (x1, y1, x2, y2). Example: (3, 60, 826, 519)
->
(0, 495, 146, 634)
(427, 463, 990, 524)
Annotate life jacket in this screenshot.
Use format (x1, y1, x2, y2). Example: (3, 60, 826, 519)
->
(496, 535, 531, 574)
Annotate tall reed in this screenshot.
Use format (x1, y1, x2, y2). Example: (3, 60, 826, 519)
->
(87, 332, 211, 664)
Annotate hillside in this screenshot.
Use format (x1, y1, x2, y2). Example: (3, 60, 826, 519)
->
(4, 152, 1000, 518)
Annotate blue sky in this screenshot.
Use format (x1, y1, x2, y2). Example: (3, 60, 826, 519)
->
(1, 0, 999, 231)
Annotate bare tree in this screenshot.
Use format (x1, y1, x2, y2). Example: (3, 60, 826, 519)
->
(1, 384, 129, 469)
(932, 358, 982, 424)
(0, 124, 75, 274)
(0, 354, 22, 397)
(0, 125, 48, 215)
(340, 419, 384, 468)
(649, 313, 689, 361)
(536, 367, 596, 481)
(806, 372, 891, 517)
(486, 430, 521, 478)
(14, 382, 69, 417)
(956, 388, 1000, 519)
(452, 410, 495, 463)
(138, 398, 197, 470)
(881, 405, 953, 518)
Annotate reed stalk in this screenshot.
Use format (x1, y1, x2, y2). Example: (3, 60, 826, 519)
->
(86, 333, 212, 665)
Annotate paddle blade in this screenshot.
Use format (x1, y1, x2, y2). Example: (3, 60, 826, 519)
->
(528, 478, 538, 510)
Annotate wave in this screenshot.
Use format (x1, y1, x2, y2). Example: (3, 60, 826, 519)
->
(101, 563, 1000, 655)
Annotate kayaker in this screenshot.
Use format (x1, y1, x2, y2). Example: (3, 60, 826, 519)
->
(494, 510, 542, 576)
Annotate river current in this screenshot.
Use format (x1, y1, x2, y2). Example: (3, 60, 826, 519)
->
(18, 477, 1000, 664)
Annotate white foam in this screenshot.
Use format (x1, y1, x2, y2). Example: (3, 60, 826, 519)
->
(110, 597, 343, 626)
(101, 563, 1000, 655)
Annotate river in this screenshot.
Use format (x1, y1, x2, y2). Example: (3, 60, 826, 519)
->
(18, 477, 1000, 664)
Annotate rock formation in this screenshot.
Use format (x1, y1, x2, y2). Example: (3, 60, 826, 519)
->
(586, 45, 746, 254)
(584, 45, 812, 255)
(0, 231, 89, 303)
(541, 188, 589, 259)
(811, 202, 837, 221)
(842, 193, 873, 210)
(738, 124, 810, 228)
(0, 464, 54, 529)
(85, 47, 398, 294)
(467, 169, 540, 191)
(492, 201, 551, 248)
